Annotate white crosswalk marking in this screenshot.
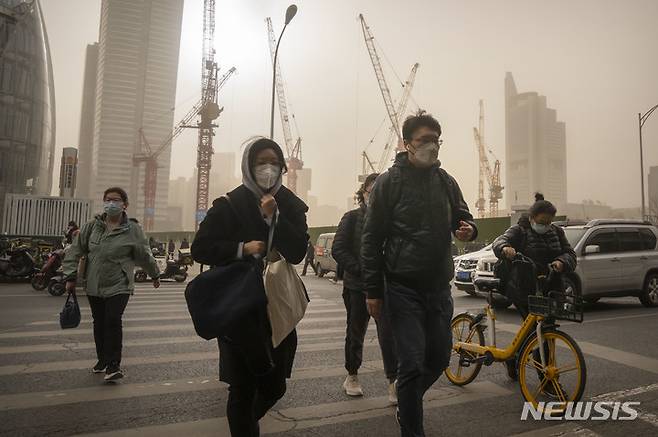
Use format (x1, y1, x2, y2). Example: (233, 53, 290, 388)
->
(4, 277, 656, 436)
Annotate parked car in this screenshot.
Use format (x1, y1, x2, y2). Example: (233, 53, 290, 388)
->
(315, 233, 337, 278)
(473, 219, 658, 308)
(453, 244, 493, 295)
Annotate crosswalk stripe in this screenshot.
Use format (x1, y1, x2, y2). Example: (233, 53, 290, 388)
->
(0, 330, 357, 355)
(76, 380, 511, 436)
(496, 322, 658, 375)
(0, 360, 386, 411)
(27, 308, 346, 326)
(0, 315, 348, 339)
(0, 340, 373, 376)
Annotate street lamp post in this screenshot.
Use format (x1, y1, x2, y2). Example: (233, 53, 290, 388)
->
(269, 4, 298, 140)
(639, 104, 658, 220)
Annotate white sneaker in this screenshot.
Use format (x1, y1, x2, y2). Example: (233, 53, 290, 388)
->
(388, 380, 398, 405)
(342, 375, 363, 396)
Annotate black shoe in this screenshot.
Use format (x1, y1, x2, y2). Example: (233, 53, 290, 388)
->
(504, 359, 518, 381)
(92, 361, 106, 374)
(104, 364, 124, 382)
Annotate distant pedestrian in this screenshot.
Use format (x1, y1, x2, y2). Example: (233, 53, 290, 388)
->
(332, 173, 398, 404)
(301, 241, 317, 276)
(168, 239, 175, 258)
(65, 221, 79, 244)
(191, 137, 309, 437)
(180, 237, 190, 250)
(62, 187, 160, 382)
(361, 111, 477, 436)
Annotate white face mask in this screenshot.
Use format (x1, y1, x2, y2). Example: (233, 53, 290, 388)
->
(254, 164, 281, 190)
(412, 142, 439, 166)
(531, 222, 550, 234)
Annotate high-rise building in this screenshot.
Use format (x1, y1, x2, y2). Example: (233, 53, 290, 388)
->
(91, 0, 184, 228)
(0, 0, 56, 227)
(293, 168, 312, 205)
(59, 147, 78, 198)
(505, 72, 567, 210)
(209, 152, 239, 201)
(76, 43, 98, 200)
(649, 166, 658, 219)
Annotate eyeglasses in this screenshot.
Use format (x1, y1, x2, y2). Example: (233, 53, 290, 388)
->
(411, 135, 443, 146)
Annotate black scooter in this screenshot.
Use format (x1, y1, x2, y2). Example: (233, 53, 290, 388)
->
(0, 245, 38, 281)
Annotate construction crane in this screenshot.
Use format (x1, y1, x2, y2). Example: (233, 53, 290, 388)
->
(360, 63, 419, 179)
(473, 99, 503, 218)
(359, 14, 402, 146)
(266, 17, 303, 194)
(133, 67, 235, 231)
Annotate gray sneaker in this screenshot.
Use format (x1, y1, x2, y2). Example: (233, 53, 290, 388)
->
(342, 375, 363, 396)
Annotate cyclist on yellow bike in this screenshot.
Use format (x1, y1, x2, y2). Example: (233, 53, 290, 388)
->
(492, 193, 577, 380)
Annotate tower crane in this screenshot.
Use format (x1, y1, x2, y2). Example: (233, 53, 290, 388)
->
(266, 17, 303, 194)
(359, 13, 419, 180)
(133, 67, 235, 231)
(473, 99, 503, 218)
(194, 0, 223, 229)
(359, 14, 402, 144)
(360, 63, 419, 179)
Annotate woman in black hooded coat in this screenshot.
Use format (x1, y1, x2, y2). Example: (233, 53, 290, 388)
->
(191, 137, 309, 437)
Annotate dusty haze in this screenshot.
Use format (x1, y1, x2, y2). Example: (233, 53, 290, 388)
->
(41, 0, 658, 217)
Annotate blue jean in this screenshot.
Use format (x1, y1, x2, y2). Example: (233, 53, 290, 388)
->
(385, 278, 454, 437)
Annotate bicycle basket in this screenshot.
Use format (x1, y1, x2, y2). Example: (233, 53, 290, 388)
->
(527, 293, 584, 323)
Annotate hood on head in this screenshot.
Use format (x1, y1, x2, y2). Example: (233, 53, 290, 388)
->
(241, 136, 286, 197)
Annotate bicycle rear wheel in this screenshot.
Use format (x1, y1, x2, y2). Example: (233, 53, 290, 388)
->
(518, 329, 586, 415)
(445, 313, 485, 386)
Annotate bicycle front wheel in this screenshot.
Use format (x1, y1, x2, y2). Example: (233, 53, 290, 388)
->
(445, 313, 485, 386)
(518, 329, 586, 415)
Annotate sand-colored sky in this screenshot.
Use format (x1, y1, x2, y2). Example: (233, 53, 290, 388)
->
(41, 0, 658, 212)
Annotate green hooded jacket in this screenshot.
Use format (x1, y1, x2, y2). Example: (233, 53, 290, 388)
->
(62, 213, 160, 297)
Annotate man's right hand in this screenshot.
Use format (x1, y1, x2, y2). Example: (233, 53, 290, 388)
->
(366, 298, 383, 321)
(244, 241, 266, 257)
(65, 281, 76, 294)
(502, 246, 517, 260)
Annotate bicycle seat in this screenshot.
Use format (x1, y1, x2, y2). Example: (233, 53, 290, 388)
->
(473, 277, 500, 292)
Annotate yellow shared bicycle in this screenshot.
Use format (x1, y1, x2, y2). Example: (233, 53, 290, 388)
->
(445, 256, 586, 414)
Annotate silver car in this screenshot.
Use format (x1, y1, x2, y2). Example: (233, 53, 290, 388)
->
(473, 219, 658, 307)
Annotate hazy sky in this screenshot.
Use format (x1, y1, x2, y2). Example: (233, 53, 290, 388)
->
(42, 0, 658, 212)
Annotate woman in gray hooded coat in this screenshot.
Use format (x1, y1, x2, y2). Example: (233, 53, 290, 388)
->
(191, 137, 309, 437)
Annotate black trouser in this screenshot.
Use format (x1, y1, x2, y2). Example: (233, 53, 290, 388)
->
(386, 279, 453, 437)
(220, 333, 294, 437)
(301, 258, 317, 276)
(87, 294, 130, 366)
(342, 288, 397, 382)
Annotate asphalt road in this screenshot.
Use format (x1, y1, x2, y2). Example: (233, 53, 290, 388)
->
(0, 271, 656, 437)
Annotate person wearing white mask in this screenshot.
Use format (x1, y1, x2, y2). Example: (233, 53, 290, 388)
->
(492, 193, 577, 382)
(191, 137, 309, 437)
(361, 111, 478, 437)
(62, 187, 160, 382)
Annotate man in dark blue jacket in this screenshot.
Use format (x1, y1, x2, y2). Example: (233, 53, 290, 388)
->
(361, 111, 478, 437)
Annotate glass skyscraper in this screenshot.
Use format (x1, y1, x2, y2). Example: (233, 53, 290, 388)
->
(0, 0, 56, 226)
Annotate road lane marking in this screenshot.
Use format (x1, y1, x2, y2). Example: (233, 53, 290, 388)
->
(26, 308, 346, 326)
(0, 339, 383, 375)
(76, 380, 512, 436)
(508, 424, 601, 437)
(496, 322, 658, 374)
(0, 315, 349, 339)
(0, 360, 387, 411)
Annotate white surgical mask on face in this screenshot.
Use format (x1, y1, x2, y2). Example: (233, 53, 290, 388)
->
(103, 201, 123, 217)
(254, 164, 281, 190)
(413, 142, 439, 166)
(531, 222, 550, 234)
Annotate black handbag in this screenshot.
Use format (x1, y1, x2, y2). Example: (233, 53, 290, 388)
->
(59, 292, 81, 329)
(185, 260, 268, 340)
